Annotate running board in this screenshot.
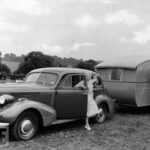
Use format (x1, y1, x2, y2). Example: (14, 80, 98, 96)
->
(52, 115, 97, 125)
(52, 119, 79, 125)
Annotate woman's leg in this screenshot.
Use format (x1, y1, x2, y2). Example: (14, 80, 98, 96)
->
(85, 117, 91, 130)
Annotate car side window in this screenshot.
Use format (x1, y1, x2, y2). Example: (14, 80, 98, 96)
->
(61, 75, 72, 88)
(60, 74, 85, 89)
(72, 75, 85, 87)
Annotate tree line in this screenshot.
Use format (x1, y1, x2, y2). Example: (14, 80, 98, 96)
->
(0, 51, 101, 77)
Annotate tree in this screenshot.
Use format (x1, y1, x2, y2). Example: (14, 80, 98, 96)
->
(15, 51, 54, 74)
(62, 57, 81, 67)
(3, 53, 25, 62)
(76, 59, 98, 71)
(52, 56, 63, 67)
(52, 56, 81, 67)
(0, 64, 11, 74)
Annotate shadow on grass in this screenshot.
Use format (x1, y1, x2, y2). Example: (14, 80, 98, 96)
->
(38, 119, 85, 136)
(38, 116, 109, 137)
(10, 117, 109, 142)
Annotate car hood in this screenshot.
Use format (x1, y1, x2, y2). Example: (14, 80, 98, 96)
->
(0, 82, 53, 93)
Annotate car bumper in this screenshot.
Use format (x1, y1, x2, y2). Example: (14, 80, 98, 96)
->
(0, 123, 9, 128)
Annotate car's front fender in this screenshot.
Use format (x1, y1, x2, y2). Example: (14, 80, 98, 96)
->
(0, 99, 56, 126)
(95, 94, 115, 113)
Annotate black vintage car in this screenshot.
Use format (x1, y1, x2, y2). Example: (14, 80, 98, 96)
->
(0, 67, 114, 140)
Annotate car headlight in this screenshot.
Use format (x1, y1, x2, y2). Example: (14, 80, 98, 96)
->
(0, 94, 15, 105)
(0, 96, 5, 104)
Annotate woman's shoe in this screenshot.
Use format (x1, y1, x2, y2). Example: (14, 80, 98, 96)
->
(85, 125, 91, 130)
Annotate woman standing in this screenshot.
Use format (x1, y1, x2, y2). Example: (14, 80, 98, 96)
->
(74, 73, 99, 130)
(85, 73, 99, 130)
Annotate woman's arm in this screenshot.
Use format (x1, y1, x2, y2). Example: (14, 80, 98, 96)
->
(91, 74, 98, 84)
(74, 80, 86, 90)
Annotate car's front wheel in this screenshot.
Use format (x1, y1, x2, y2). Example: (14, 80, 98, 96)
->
(11, 111, 39, 141)
(94, 103, 108, 123)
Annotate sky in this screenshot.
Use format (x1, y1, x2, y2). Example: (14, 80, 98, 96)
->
(0, 0, 150, 61)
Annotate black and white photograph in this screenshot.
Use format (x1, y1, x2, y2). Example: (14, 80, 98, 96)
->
(0, 0, 150, 150)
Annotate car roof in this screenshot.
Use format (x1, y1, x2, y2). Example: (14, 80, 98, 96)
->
(30, 67, 94, 75)
(95, 55, 150, 69)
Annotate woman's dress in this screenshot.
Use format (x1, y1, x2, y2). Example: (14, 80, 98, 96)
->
(86, 79, 99, 117)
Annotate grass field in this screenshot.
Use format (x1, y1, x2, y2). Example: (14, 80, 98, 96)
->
(2, 107, 150, 150)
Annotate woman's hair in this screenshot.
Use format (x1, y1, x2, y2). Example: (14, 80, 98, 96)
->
(85, 73, 91, 80)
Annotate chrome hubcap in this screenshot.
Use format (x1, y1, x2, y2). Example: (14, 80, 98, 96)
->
(21, 119, 34, 137)
(97, 108, 105, 122)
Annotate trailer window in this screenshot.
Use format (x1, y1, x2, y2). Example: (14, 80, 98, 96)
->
(110, 69, 123, 81)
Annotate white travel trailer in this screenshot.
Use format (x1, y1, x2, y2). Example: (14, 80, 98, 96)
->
(95, 56, 150, 107)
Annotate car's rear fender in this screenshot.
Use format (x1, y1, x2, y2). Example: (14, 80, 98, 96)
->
(0, 99, 56, 127)
(95, 94, 115, 113)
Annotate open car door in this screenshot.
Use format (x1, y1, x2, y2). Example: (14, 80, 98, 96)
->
(55, 74, 87, 119)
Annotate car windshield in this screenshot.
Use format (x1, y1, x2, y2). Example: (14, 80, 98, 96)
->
(25, 72, 58, 86)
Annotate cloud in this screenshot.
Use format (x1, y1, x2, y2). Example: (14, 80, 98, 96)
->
(0, 37, 12, 43)
(131, 25, 150, 45)
(105, 9, 143, 25)
(98, 0, 117, 4)
(42, 44, 64, 55)
(71, 42, 97, 51)
(62, 0, 117, 4)
(1, 0, 50, 15)
(119, 37, 128, 42)
(75, 14, 98, 27)
(41, 42, 97, 55)
(0, 18, 29, 32)
(81, 0, 117, 4)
